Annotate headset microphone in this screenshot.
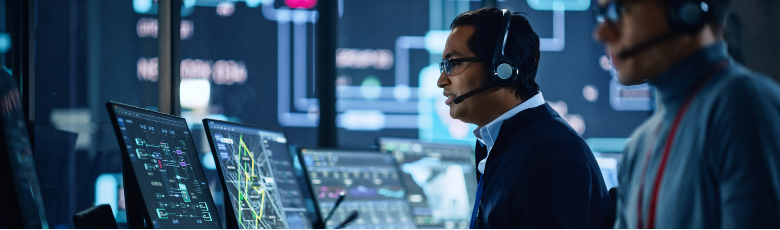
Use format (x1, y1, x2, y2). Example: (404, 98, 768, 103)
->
(618, 0, 711, 59)
(452, 82, 496, 104)
(617, 32, 677, 59)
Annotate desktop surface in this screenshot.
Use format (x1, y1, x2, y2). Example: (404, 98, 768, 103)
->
(298, 148, 417, 229)
(107, 103, 221, 229)
(379, 137, 476, 229)
(204, 119, 311, 229)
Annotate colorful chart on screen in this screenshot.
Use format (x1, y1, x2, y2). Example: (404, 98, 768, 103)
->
(205, 119, 311, 229)
(299, 148, 417, 229)
(108, 103, 221, 229)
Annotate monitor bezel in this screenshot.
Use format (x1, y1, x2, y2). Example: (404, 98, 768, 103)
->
(376, 136, 476, 154)
(202, 118, 316, 229)
(105, 101, 223, 229)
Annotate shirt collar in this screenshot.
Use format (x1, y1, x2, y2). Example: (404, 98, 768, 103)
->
(473, 92, 546, 152)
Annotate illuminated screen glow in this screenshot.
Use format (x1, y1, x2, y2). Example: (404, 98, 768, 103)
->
(205, 120, 312, 229)
(109, 103, 222, 228)
(299, 148, 417, 229)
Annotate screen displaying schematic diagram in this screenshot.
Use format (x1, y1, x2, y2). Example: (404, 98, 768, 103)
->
(204, 119, 310, 229)
(378, 137, 476, 229)
(108, 103, 221, 229)
(299, 148, 417, 229)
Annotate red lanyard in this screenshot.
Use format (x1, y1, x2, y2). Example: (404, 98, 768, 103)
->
(636, 61, 729, 229)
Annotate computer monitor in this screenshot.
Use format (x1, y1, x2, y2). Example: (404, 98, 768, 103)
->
(203, 119, 309, 229)
(585, 138, 625, 189)
(297, 148, 417, 229)
(378, 137, 477, 229)
(595, 157, 618, 189)
(0, 71, 48, 228)
(106, 102, 222, 229)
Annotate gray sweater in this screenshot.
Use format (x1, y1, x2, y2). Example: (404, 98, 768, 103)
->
(615, 42, 780, 228)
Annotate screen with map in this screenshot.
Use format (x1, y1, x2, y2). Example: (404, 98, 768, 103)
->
(378, 137, 476, 229)
(298, 148, 417, 229)
(107, 102, 222, 229)
(204, 119, 310, 229)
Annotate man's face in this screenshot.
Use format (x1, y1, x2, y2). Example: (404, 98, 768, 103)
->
(438, 25, 492, 123)
(593, 0, 673, 85)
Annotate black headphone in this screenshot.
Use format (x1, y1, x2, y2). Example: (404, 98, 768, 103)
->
(492, 9, 519, 86)
(667, 0, 712, 35)
(618, 0, 714, 59)
(451, 9, 522, 104)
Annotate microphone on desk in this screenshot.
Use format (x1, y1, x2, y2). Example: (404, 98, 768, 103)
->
(322, 192, 346, 225)
(334, 211, 359, 229)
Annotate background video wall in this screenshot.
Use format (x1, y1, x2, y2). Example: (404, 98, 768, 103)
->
(28, 0, 661, 227)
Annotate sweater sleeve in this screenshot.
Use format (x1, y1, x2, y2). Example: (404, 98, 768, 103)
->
(709, 76, 780, 228)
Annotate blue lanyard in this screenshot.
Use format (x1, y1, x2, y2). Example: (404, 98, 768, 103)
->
(469, 175, 485, 229)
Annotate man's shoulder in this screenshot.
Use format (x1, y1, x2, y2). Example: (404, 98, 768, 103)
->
(709, 64, 780, 104)
(499, 113, 592, 161)
(703, 64, 780, 121)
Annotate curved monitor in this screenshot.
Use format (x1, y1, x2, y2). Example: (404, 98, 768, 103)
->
(0, 70, 48, 228)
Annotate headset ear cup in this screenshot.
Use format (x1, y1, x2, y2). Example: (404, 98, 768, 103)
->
(496, 63, 514, 80)
(680, 1, 704, 28)
(670, 0, 709, 33)
(493, 63, 517, 86)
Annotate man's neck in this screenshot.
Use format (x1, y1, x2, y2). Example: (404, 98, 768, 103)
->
(473, 94, 525, 128)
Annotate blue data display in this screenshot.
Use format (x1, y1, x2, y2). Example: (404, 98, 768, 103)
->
(206, 120, 312, 229)
(111, 104, 221, 229)
(379, 137, 477, 229)
(299, 148, 417, 229)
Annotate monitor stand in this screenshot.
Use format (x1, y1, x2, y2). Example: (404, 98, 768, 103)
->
(122, 153, 152, 229)
(223, 192, 239, 229)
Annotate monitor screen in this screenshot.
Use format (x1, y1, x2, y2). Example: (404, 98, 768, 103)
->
(596, 156, 619, 189)
(298, 148, 417, 229)
(107, 103, 221, 229)
(0, 70, 48, 228)
(378, 137, 477, 229)
(204, 119, 309, 229)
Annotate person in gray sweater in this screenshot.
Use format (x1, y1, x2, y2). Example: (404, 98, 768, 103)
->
(593, 0, 780, 228)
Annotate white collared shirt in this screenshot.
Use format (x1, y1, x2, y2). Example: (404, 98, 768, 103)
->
(474, 92, 546, 174)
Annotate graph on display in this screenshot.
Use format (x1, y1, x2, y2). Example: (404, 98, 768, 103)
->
(205, 120, 312, 229)
(300, 149, 417, 229)
(211, 131, 289, 229)
(110, 104, 221, 228)
(379, 137, 476, 229)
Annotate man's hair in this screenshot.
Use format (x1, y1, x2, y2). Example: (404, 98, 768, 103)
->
(450, 7, 540, 100)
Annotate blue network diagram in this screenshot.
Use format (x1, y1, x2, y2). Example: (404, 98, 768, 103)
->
(130, 0, 651, 147)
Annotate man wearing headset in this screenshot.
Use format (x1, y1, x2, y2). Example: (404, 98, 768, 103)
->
(439, 8, 612, 228)
(593, 0, 780, 228)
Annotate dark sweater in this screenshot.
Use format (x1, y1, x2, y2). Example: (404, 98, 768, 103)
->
(472, 104, 611, 228)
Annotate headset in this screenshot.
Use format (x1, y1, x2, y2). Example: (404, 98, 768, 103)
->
(452, 9, 520, 104)
(667, 0, 712, 34)
(619, 0, 713, 59)
(492, 9, 519, 86)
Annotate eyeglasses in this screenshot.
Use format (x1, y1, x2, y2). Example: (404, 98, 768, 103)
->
(439, 57, 482, 76)
(592, 1, 625, 25)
